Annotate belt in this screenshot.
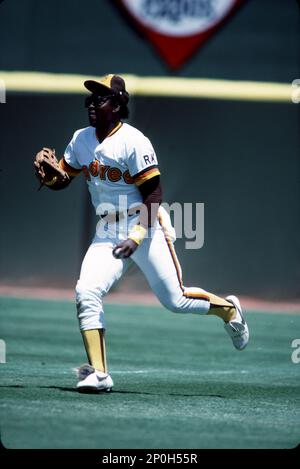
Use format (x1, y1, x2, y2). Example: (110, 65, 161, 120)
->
(99, 206, 142, 223)
(99, 211, 126, 222)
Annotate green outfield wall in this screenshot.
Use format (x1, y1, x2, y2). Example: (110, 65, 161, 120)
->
(0, 94, 299, 299)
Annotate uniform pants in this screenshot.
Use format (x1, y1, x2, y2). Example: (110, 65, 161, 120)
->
(76, 217, 210, 330)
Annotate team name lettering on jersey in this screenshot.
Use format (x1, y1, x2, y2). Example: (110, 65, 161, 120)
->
(82, 160, 134, 184)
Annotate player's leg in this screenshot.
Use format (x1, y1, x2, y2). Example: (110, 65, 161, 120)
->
(81, 329, 107, 372)
(132, 224, 249, 350)
(206, 294, 236, 321)
(132, 228, 210, 314)
(75, 240, 131, 391)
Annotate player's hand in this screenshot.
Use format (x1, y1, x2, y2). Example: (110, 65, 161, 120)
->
(112, 239, 138, 259)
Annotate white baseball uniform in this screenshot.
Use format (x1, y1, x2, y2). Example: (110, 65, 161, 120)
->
(62, 122, 210, 330)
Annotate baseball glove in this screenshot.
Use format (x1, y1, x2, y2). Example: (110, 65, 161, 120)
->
(34, 147, 70, 189)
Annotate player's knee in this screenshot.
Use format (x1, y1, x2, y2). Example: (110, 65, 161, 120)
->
(160, 295, 185, 314)
(76, 282, 101, 305)
(169, 302, 186, 314)
(154, 283, 186, 314)
(75, 282, 105, 330)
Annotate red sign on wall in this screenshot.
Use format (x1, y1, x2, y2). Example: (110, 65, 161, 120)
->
(116, 0, 244, 70)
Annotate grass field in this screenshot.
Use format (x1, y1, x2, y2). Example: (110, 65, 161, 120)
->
(0, 296, 299, 449)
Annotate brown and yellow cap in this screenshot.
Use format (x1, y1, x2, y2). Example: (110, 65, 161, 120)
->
(84, 74, 129, 104)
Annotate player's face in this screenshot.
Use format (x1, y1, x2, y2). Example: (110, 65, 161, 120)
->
(85, 94, 116, 127)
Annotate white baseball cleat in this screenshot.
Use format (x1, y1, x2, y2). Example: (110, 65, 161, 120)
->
(76, 364, 113, 393)
(224, 295, 249, 350)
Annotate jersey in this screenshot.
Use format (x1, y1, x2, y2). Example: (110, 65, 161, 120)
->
(62, 123, 160, 215)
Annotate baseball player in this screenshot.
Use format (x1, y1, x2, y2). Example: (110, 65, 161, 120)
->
(34, 74, 249, 393)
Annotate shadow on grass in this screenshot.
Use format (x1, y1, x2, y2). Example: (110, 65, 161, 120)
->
(2, 382, 298, 399)
(0, 384, 224, 397)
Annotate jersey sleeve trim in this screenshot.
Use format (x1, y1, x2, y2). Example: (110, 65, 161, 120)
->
(59, 158, 82, 177)
(133, 166, 160, 187)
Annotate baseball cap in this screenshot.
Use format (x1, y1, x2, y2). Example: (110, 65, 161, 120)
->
(84, 74, 129, 104)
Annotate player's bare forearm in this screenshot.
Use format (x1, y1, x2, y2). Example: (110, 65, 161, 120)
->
(138, 175, 162, 227)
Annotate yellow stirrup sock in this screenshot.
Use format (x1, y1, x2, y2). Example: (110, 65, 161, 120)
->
(81, 329, 107, 373)
(203, 292, 237, 322)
